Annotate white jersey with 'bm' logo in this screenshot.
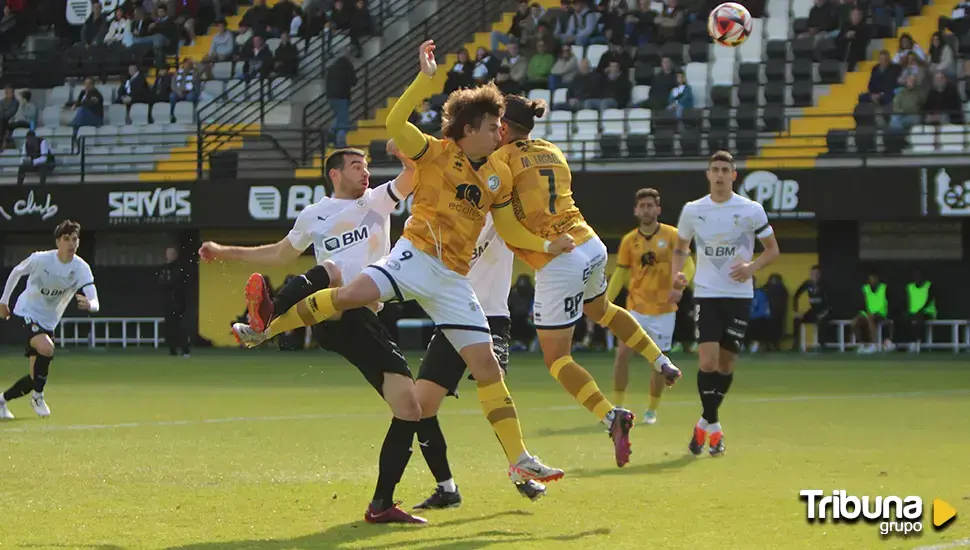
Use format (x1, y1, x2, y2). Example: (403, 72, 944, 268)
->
(676, 193, 773, 299)
(287, 180, 403, 282)
(467, 213, 513, 318)
(1, 250, 97, 331)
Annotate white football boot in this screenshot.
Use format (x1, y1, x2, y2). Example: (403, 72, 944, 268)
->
(31, 392, 50, 418)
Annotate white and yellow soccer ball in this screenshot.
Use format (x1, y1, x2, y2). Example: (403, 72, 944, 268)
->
(707, 2, 754, 47)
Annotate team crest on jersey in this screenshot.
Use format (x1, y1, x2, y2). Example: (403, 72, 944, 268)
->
(657, 239, 667, 248)
(732, 214, 740, 225)
(356, 199, 367, 208)
(386, 260, 401, 271)
(487, 175, 501, 192)
(30, 324, 40, 333)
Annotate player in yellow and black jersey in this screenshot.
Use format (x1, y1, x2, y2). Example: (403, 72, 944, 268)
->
(607, 188, 696, 425)
(491, 95, 685, 469)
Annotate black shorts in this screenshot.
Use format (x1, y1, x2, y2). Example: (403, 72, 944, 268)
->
(312, 307, 413, 396)
(695, 298, 751, 354)
(418, 316, 511, 398)
(12, 315, 55, 357)
(801, 308, 831, 323)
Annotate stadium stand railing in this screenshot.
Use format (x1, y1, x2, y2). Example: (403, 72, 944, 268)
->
(800, 320, 970, 353)
(301, 0, 525, 167)
(57, 317, 166, 348)
(196, 0, 419, 176)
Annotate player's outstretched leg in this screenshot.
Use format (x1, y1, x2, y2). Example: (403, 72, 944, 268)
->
(234, 265, 336, 346)
(0, 374, 31, 419)
(365, 374, 427, 524)
(2, 336, 56, 418)
(644, 370, 666, 425)
(588, 298, 682, 387)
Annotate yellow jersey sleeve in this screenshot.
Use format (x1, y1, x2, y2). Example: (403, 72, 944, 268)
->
(385, 73, 438, 160)
(617, 232, 634, 268)
(607, 267, 629, 303)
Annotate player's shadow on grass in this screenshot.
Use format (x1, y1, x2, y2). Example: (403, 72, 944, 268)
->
(574, 454, 696, 478)
(531, 423, 605, 438)
(165, 510, 611, 550)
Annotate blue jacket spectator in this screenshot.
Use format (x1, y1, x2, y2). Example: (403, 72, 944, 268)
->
(751, 287, 771, 320)
(859, 50, 901, 106)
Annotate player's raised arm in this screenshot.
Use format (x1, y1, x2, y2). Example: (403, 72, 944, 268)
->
(0, 253, 36, 318)
(385, 40, 439, 160)
(386, 139, 417, 198)
(198, 238, 304, 266)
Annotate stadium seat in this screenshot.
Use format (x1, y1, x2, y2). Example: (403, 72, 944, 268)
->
(736, 105, 758, 131)
(939, 124, 965, 152)
(818, 59, 843, 84)
(552, 87, 568, 106)
(661, 42, 685, 65)
(883, 127, 907, 155)
(738, 82, 761, 106)
(631, 85, 650, 107)
(711, 57, 736, 86)
(528, 88, 552, 105)
(688, 41, 710, 64)
(710, 86, 733, 107)
(738, 63, 761, 84)
(574, 109, 600, 158)
(547, 110, 572, 142)
(707, 129, 730, 152)
(792, 58, 814, 82)
(627, 108, 651, 134)
(735, 129, 759, 157)
(679, 129, 701, 156)
(585, 44, 608, 68)
(855, 126, 877, 154)
(738, 25, 764, 63)
(687, 19, 709, 42)
(792, 81, 814, 107)
(766, 40, 788, 61)
(634, 61, 655, 85)
(853, 102, 876, 127)
(907, 125, 936, 154)
(637, 44, 661, 66)
(708, 106, 731, 130)
(681, 108, 703, 130)
(764, 82, 786, 105)
(792, 37, 815, 60)
(652, 108, 678, 132)
(766, 59, 787, 82)
(826, 129, 849, 155)
(654, 129, 676, 156)
(764, 104, 785, 132)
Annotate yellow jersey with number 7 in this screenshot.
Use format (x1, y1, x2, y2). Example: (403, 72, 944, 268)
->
(493, 139, 595, 270)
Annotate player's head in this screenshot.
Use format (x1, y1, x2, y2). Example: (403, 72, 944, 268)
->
(867, 268, 880, 285)
(325, 148, 369, 199)
(500, 94, 547, 145)
(165, 247, 179, 263)
(706, 150, 737, 193)
(634, 188, 661, 226)
(441, 82, 505, 159)
(54, 220, 80, 257)
(810, 264, 821, 282)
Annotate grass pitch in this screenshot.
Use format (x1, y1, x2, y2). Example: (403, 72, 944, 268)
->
(0, 348, 968, 550)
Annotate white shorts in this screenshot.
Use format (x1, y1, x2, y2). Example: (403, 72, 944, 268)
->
(363, 238, 492, 351)
(630, 311, 676, 353)
(533, 237, 608, 330)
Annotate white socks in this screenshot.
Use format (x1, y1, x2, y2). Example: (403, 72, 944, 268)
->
(697, 418, 722, 433)
(438, 478, 457, 493)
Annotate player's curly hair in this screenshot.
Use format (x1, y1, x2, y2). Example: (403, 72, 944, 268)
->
(54, 220, 80, 239)
(503, 94, 547, 136)
(441, 82, 506, 142)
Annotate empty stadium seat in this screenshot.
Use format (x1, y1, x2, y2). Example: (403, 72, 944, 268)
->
(826, 129, 849, 155)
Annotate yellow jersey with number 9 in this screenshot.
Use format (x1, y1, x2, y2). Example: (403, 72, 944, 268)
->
(493, 139, 595, 270)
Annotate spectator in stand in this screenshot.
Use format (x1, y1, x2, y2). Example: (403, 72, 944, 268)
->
(859, 49, 900, 107)
(271, 0, 301, 37)
(897, 51, 926, 88)
(0, 85, 19, 147)
(242, 0, 273, 36)
(105, 7, 133, 46)
(600, 59, 631, 109)
(132, 5, 177, 64)
(117, 64, 151, 124)
(834, 0, 859, 30)
(491, 0, 532, 51)
(80, 1, 108, 46)
(647, 56, 677, 108)
(553, 0, 575, 36)
(525, 40, 555, 89)
(495, 65, 524, 95)
(173, 0, 199, 46)
(939, 1, 970, 36)
(555, 58, 601, 110)
(202, 20, 234, 78)
(501, 41, 530, 84)
(352, 0, 373, 38)
(130, 6, 152, 43)
(326, 54, 356, 147)
(408, 98, 440, 133)
(597, 0, 629, 45)
(8, 90, 37, 135)
(444, 48, 475, 94)
(893, 33, 926, 64)
(654, 0, 685, 44)
(169, 58, 200, 122)
(275, 31, 299, 77)
(472, 46, 499, 85)
(835, 7, 869, 71)
(549, 42, 579, 92)
(329, 0, 363, 56)
(799, 0, 837, 40)
(626, 0, 653, 46)
(557, 0, 601, 46)
(240, 34, 273, 79)
(928, 31, 956, 80)
(303, 4, 328, 37)
(0, 6, 19, 54)
(17, 131, 52, 185)
(923, 71, 964, 125)
(67, 79, 104, 140)
(667, 70, 694, 117)
(890, 74, 925, 129)
(597, 38, 633, 73)
(518, 2, 547, 52)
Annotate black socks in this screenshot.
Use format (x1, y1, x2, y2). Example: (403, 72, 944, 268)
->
(273, 265, 331, 314)
(33, 355, 52, 393)
(371, 417, 418, 511)
(698, 371, 734, 424)
(2, 375, 33, 402)
(417, 416, 453, 483)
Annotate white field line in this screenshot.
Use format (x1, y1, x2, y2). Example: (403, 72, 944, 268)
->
(914, 538, 970, 550)
(1, 388, 968, 434)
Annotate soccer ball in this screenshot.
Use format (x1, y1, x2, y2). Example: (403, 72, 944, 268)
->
(707, 2, 753, 47)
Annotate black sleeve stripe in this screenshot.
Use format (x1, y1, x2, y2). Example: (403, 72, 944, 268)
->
(755, 222, 771, 234)
(410, 140, 430, 162)
(76, 282, 94, 292)
(387, 184, 400, 203)
(493, 199, 512, 208)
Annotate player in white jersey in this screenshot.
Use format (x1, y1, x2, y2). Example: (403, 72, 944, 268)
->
(0, 220, 100, 420)
(669, 151, 780, 458)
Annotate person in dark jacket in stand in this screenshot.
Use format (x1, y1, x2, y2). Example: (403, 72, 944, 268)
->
(326, 54, 356, 147)
(159, 246, 191, 357)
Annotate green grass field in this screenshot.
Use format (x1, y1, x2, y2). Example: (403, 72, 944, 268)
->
(0, 348, 968, 550)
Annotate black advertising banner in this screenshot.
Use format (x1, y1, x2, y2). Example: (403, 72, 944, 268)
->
(919, 166, 970, 217)
(0, 167, 935, 233)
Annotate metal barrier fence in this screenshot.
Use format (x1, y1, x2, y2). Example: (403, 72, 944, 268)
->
(57, 317, 165, 348)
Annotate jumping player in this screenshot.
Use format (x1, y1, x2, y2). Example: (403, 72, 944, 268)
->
(669, 151, 780, 457)
(607, 188, 695, 425)
(230, 40, 571, 486)
(491, 95, 683, 468)
(0, 220, 100, 420)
